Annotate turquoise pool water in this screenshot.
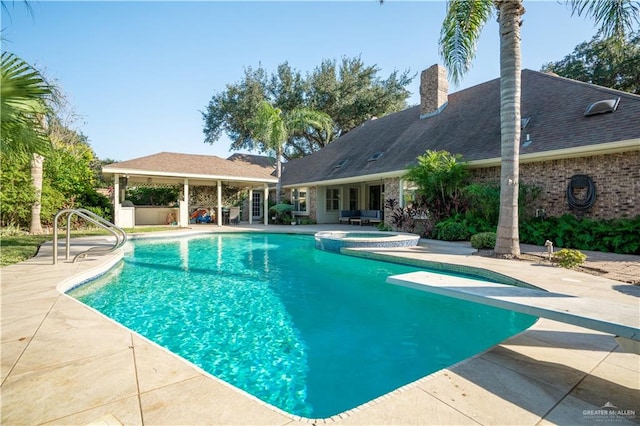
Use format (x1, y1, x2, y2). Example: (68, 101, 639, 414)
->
(68, 233, 537, 418)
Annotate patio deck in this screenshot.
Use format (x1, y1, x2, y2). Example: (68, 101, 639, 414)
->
(2, 224, 638, 425)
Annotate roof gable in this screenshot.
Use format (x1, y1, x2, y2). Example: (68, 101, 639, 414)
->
(282, 70, 640, 186)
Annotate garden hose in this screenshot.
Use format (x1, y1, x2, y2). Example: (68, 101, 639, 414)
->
(567, 174, 596, 211)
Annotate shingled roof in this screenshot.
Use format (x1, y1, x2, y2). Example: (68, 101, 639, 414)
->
(103, 152, 277, 183)
(281, 69, 640, 186)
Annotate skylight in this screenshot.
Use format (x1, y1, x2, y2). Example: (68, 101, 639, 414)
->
(521, 117, 530, 129)
(367, 152, 384, 162)
(584, 98, 620, 116)
(334, 159, 349, 169)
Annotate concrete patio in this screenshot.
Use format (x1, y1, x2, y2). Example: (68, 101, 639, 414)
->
(1, 225, 638, 425)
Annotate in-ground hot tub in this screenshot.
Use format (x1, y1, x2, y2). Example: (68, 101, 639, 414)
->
(315, 231, 420, 252)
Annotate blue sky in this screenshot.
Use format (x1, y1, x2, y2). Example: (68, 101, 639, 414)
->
(3, 1, 601, 162)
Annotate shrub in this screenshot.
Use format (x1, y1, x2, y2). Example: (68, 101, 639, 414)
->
(463, 183, 500, 224)
(404, 150, 470, 221)
(269, 203, 294, 224)
(471, 232, 496, 250)
(384, 198, 432, 236)
(553, 248, 587, 268)
(520, 215, 640, 254)
(434, 218, 471, 241)
(377, 222, 393, 231)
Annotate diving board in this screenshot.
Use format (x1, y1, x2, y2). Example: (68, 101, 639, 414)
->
(387, 271, 640, 354)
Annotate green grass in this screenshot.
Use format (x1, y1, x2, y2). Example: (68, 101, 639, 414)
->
(0, 226, 186, 267)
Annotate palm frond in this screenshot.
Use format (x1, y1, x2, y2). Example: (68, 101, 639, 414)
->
(569, 0, 640, 39)
(0, 52, 53, 161)
(286, 108, 334, 144)
(439, 0, 494, 84)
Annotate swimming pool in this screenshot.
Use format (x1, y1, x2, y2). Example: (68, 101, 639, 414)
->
(68, 233, 537, 419)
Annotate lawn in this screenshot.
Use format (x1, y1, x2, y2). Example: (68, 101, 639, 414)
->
(0, 227, 184, 267)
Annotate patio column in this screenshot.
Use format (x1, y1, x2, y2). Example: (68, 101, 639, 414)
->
(217, 180, 223, 227)
(248, 188, 253, 225)
(180, 179, 189, 227)
(263, 184, 269, 225)
(113, 174, 120, 226)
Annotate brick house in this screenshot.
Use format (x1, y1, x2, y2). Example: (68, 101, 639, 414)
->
(280, 65, 640, 223)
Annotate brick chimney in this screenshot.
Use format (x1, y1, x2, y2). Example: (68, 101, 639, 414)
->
(420, 64, 448, 119)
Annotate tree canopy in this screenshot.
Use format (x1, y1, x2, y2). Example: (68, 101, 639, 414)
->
(541, 31, 640, 94)
(202, 56, 413, 159)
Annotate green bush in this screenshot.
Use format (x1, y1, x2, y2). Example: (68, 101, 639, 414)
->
(434, 218, 471, 241)
(377, 222, 393, 231)
(553, 248, 587, 268)
(520, 215, 640, 254)
(126, 187, 179, 206)
(269, 203, 294, 224)
(463, 183, 500, 224)
(471, 232, 496, 250)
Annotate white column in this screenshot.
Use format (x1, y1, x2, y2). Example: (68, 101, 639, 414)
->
(248, 188, 254, 225)
(217, 180, 223, 227)
(399, 178, 405, 208)
(113, 174, 120, 226)
(263, 184, 269, 225)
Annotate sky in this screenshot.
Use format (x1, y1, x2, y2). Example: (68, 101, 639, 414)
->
(2, 1, 603, 162)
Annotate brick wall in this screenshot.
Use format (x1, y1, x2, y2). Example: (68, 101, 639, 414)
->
(471, 151, 639, 220)
(384, 177, 401, 224)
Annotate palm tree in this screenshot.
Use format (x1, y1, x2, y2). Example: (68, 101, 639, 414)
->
(248, 101, 333, 203)
(439, 0, 639, 257)
(1, 52, 54, 234)
(1, 52, 52, 160)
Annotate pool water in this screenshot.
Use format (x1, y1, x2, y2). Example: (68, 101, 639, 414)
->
(68, 233, 537, 418)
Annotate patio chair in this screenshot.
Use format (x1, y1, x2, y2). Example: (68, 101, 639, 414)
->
(229, 207, 240, 225)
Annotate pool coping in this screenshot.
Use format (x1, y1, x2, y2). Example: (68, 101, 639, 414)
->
(2, 225, 639, 425)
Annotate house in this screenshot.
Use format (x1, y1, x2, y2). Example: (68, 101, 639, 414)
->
(102, 152, 278, 227)
(280, 65, 640, 224)
(103, 65, 639, 228)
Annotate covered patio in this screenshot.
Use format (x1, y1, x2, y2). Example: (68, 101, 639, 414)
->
(101, 152, 278, 227)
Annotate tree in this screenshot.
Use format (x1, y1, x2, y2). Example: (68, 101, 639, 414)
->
(202, 56, 412, 159)
(404, 150, 470, 221)
(1, 52, 56, 234)
(438, 0, 639, 257)
(247, 101, 333, 203)
(0, 52, 53, 161)
(541, 31, 640, 94)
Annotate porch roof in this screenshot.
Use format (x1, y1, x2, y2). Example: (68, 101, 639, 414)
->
(102, 152, 278, 187)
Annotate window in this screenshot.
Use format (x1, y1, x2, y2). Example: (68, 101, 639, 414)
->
(368, 151, 384, 162)
(292, 188, 307, 213)
(403, 182, 419, 207)
(326, 188, 340, 211)
(349, 188, 359, 211)
(369, 185, 382, 210)
(252, 193, 262, 218)
(334, 159, 349, 169)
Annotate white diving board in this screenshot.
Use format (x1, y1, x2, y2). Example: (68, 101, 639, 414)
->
(387, 271, 640, 354)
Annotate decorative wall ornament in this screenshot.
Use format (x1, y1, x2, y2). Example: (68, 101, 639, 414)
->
(567, 174, 596, 213)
